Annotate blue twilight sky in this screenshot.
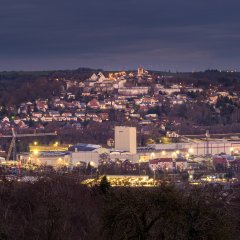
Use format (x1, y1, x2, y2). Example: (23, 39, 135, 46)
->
(0, 0, 240, 71)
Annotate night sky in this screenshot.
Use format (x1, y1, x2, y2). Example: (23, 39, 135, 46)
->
(1, 0, 240, 71)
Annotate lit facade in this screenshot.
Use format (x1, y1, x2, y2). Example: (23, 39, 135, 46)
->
(115, 126, 137, 154)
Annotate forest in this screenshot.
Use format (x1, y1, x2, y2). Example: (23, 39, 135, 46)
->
(0, 177, 239, 240)
(0, 177, 240, 240)
(0, 68, 99, 106)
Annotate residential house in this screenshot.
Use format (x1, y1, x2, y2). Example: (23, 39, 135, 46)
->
(87, 99, 100, 110)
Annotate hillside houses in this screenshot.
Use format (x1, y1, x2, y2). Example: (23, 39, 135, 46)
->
(1, 67, 236, 140)
(35, 100, 48, 112)
(87, 99, 100, 110)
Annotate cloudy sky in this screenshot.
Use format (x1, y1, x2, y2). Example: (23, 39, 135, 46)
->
(1, 0, 240, 71)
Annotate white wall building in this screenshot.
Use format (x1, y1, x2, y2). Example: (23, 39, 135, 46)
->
(118, 87, 149, 96)
(149, 140, 240, 156)
(69, 144, 109, 167)
(115, 126, 137, 154)
(20, 152, 70, 168)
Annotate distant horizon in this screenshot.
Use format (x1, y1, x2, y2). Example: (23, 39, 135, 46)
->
(0, 66, 238, 73)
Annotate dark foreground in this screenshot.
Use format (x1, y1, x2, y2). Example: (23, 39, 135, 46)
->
(0, 177, 240, 240)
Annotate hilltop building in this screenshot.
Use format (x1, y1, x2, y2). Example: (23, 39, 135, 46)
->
(138, 67, 144, 76)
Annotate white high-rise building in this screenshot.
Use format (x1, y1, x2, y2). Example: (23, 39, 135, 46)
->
(114, 126, 137, 154)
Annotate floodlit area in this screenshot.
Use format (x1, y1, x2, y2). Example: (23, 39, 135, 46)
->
(82, 175, 160, 187)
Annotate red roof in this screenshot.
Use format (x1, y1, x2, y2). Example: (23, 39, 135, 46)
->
(87, 99, 100, 108)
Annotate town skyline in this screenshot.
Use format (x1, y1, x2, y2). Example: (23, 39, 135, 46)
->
(2, 1, 240, 238)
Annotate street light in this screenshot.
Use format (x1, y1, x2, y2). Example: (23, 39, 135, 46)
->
(33, 149, 39, 156)
(188, 148, 194, 154)
(90, 161, 95, 167)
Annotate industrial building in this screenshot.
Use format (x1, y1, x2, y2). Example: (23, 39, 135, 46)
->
(19, 151, 70, 167)
(110, 137, 240, 164)
(19, 142, 71, 167)
(114, 126, 137, 154)
(69, 144, 109, 167)
(16, 127, 240, 168)
(148, 139, 240, 157)
(19, 144, 109, 168)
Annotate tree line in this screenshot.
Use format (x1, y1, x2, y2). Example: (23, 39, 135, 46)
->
(0, 177, 239, 240)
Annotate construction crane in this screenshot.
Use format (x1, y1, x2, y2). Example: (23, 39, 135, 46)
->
(0, 128, 57, 161)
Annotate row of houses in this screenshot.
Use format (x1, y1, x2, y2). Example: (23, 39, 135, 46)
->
(1, 69, 224, 135)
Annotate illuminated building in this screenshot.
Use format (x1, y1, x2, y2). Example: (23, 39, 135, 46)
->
(115, 126, 137, 154)
(138, 67, 144, 76)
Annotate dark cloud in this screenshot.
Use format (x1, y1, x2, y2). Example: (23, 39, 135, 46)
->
(0, 0, 240, 71)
